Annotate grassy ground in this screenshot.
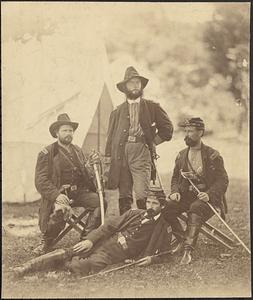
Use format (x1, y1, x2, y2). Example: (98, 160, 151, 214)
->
(2, 177, 251, 298)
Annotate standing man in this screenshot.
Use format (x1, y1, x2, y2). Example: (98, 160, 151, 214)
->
(104, 66, 173, 215)
(163, 117, 229, 265)
(33, 113, 107, 255)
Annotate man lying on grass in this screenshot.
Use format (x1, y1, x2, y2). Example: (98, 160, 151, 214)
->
(14, 189, 172, 277)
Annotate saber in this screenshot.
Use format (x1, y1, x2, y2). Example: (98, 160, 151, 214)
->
(153, 155, 165, 191)
(93, 163, 105, 225)
(180, 170, 251, 254)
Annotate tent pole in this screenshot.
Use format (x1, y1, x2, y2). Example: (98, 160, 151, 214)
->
(97, 97, 101, 153)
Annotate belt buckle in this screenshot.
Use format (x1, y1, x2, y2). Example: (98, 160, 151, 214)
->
(128, 136, 136, 142)
(70, 185, 77, 191)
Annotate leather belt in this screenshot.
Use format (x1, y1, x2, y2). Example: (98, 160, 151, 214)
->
(127, 135, 146, 143)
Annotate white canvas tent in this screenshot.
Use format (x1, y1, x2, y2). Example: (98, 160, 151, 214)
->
(2, 23, 117, 203)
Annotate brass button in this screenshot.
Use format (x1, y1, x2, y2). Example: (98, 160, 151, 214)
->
(120, 143, 123, 146)
(123, 129, 127, 132)
(118, 157, 121, 160)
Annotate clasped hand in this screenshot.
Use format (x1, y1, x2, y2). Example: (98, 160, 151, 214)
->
(88, 150, 100, 165)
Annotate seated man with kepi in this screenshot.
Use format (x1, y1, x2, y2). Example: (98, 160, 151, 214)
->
(163, 117, 229, 265)
(33, 113, 107, 255)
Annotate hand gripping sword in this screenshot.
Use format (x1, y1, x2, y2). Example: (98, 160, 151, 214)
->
(180, 169, 250, 254)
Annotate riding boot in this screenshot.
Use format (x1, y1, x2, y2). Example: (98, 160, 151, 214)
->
(180, 213, 202, 265)
(118, 197, 133, 215)
(32, 235, 54, 256)
(169, 218, 185, 254)
(136, 198, 146, 210)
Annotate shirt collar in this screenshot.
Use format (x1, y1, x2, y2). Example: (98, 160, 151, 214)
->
(127, 97, 140, 104)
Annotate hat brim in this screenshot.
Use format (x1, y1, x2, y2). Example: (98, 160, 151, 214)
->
(116, 76, 149, 93)
(49, 121, 79, 138)
(179, 122, 205, 130)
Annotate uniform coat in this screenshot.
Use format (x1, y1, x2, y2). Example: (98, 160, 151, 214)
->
(171, 143, 229, 206)
(35, 142, 96, 233)
(105, 98, 173, 189)
(85, 208, 171, 258)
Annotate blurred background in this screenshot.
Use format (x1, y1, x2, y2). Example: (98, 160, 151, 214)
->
(2, 2, 250, 202)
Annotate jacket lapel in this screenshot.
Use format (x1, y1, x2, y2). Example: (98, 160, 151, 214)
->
(200, 142, 208, 178)
(181, 148, 190, 171)
(139, 98, 153, 145)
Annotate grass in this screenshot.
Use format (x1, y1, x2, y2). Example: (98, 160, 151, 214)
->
(2, 177, 251, 298)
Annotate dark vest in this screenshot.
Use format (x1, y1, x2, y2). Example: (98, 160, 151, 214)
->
(121, 214, 159, 257)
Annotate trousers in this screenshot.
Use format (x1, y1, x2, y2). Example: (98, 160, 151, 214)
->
(118, 142, 151, 214)
(163, 192, 214, 224)
(68, 234, 128, 276)
(44, 189, 107, 240)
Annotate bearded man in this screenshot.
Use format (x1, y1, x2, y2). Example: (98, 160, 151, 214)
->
(104, 66, 173, 215)
(14, 189, 171, 277)
(163, 117, 229, 265)
(33, 113, 107, 255)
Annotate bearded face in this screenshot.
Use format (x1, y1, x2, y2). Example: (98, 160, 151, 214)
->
(56, 124, 74, 145)
(184, 126, 203, 147)
(184, 136, 199, 147)
(125, 77, 143, 100)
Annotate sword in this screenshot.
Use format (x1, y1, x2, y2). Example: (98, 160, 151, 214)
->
(180, 169, 251, 254)
(93, 162, 105, 225)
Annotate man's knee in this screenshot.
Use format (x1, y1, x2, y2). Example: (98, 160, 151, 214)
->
(189, 200, 213, 220)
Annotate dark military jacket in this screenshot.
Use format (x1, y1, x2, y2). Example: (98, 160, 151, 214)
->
(105, 98, 173, 189)
(171, 142, 229, 206)
(86, 208, 171, 258)
(35, 142, 96, 233)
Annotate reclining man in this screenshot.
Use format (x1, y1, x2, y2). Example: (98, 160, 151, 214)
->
(163, 117, 229, 265)
(15, 189, 171, 277)
(33, 113, 107, 255)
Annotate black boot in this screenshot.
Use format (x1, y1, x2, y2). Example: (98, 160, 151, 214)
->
(118, 197, 133, 215)
(136, 198, 146, 210)
(32, 235, 54, 256)
(170, 218, 185, 254)
(180, 213, 202, 265)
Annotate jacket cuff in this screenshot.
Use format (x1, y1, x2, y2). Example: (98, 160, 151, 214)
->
(154, 134, 164, 145)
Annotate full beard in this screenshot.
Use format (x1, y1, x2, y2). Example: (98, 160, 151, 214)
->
(184, 136, 198, 147)
(125, 89, 143, 100)
(59, 135, 73, 145)
(146, 208, 156, 218)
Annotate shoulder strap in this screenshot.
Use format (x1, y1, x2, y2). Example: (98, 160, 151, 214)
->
(58, 147, 79, 169)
